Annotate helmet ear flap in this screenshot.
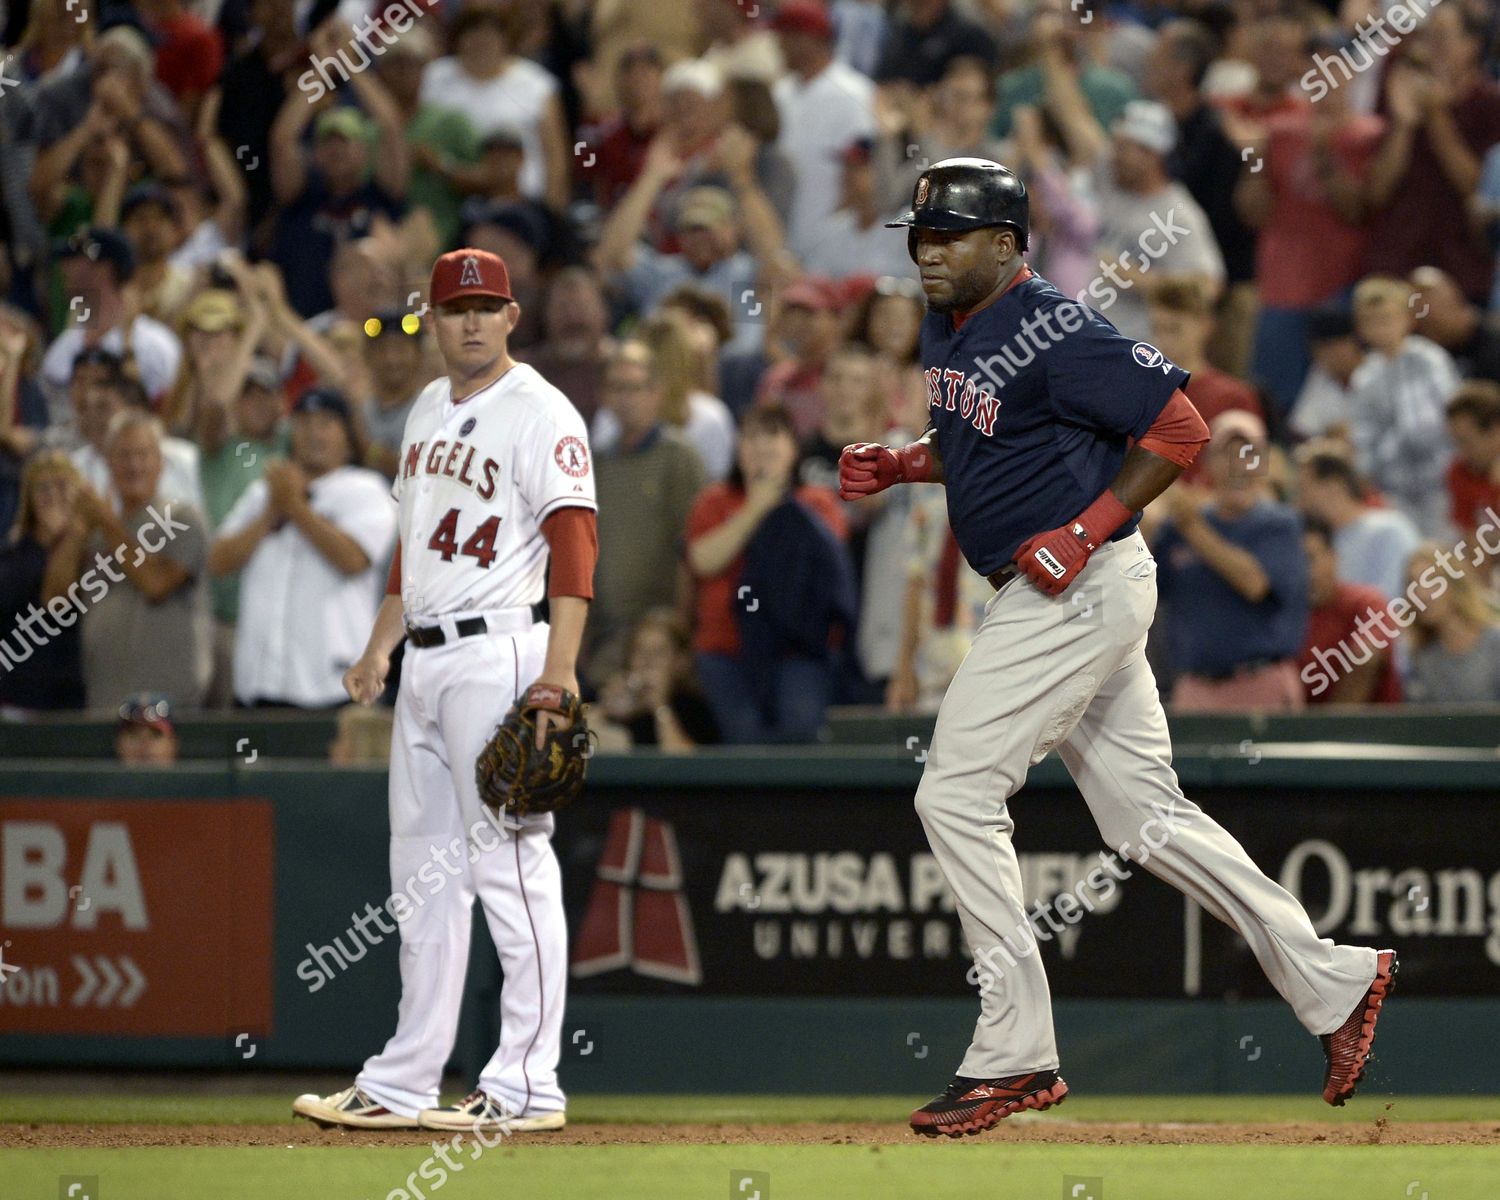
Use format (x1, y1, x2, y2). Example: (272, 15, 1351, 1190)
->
(907, 227, 919, 263)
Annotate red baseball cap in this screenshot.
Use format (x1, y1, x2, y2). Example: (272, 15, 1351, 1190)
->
(771, 0, 834, 39)
(429, 248, 513, 306)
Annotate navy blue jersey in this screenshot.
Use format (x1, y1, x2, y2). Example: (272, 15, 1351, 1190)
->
(920, 270, 1190, 575)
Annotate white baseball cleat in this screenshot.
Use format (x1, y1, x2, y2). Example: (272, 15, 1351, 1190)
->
(292, 1084, 418, 1129)
(417, 1089, 566, 1133)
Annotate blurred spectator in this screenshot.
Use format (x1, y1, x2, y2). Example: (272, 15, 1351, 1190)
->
(356, 308, 428, 479)
(875, 0, 997, 89)
(1445, 381, 1500, 538)
(695, 0, 784, 86)
(1219, 12, 1308, 126)
(1476, 141, 1500, 312)
(1404, 545, 1500, 703)
(849, 274, 928, 433)
(660, 283, 760, 418)
(1147, 18, 1256, 376)
(207, 388, 395, 708)
(164, 88, 249, 270)
(1080, 100, 1225, 341)
(162, 285, 264, 440)
(0, 451, 85, 712)
(40, 228, 182, 412)
(419, 1, 569, 210)
(1409, 266, 1500, 385)
(588, 0, 703, 96)
(375, 24, 484, 252)
(1007, 104, 1099, 301)
(642, 58, 734, 239)
(1295, 439, 1423, 603)
(589, 340, 708, 680)
(802, 138, 912, 281)
(1155, 411, 1308, 712)
(685, 405, 851, 742)
(216, 0, 304, 229)
(798, 343, 912, 700)
(199, 355, 288, 707)
(726, 76, 798, 228)
(754, 276, 845, 439)
(1231, 42, 1382, 414)
(0, 307, 49, 535)
(268, 59, 409, 317)
(579, 42, 665, 212)
(887, 483, 991, 712)
(1348, 275, 1459, 536)
(26, 25, 190, 210)
(134, 0, 225, 114)
(594, 310, 735, 480)
(1289, 304, 1361, 441)
(1145, 275, 1261, 484)
(832, 0, 888, 79)
(75, 368, 205, 514)
(114, 691, 180, 764)
(991, 0, 1137, 140)
(597, 609, 721, 748)
(771, 0, 876, 258)
(873, 58, 1010, 217)
(5, 0, 94, 83)
(1297, 516, 1401, 706)
(49, 411, 211, 710)
(1363, 7, 1500, 303)
(116, 184, 195, 327)
(596, 134, 790, 355)
(517, 268, 614, 428)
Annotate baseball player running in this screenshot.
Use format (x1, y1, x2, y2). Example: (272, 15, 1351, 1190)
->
(839, 160, 1396, 1138)
(293, 248, 597, 1132)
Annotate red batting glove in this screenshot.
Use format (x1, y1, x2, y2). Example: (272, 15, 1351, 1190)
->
(1015, 490, 1134, 596)
(838, 442, 933, 501)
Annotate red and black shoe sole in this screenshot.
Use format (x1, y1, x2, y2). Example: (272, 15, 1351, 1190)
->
(910, 1076, 1070, 1138)
(1324, 950, 1398, 1107)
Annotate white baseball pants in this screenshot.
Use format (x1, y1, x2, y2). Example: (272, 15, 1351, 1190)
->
(357, 611, 567, 1118)
(916, 532, 1379, 1079)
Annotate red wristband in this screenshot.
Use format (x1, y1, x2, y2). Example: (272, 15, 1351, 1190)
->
(1072, 489, 1135, 551)
(893, 442, 935, 484)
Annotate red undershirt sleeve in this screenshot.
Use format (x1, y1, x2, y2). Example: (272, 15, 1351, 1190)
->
(1136, 389, 1210, 469)
(541, 507, 598, 599)
(385, 543, 402, 596)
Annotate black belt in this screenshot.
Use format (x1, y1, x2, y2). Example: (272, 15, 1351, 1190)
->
(407, 616, 488, 648)
(988, 565, 1018, 590)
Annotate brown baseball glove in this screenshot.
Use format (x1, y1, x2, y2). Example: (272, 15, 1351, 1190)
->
(475, 684, 591, 817)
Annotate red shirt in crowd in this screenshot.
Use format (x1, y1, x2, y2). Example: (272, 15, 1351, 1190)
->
(686, 483, 847, 656)
(755, 361, 826, 441)
(1180, 367, 1263, 483)
(582, 115, 658, 210)
(1447, 459, 1500, 536)
(1298, 582, 1403, 705)
(151, 13, 225, 100)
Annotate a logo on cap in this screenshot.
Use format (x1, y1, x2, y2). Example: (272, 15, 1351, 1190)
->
(555, 436, 590, 478)
(915, 176, 930, 206)
(459, 255, 484, 287)
(459, 418, 476, 437)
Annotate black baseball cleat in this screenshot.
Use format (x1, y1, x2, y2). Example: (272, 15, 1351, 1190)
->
(910, 1069, 1068, 1137)
(1321, 949, 1397, 1106)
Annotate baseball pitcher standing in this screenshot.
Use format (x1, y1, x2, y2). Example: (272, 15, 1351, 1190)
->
(294, 248, 597, 1133)
(840, 160, 1396, 1138)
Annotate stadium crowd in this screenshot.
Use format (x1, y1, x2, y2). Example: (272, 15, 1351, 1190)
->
(3, 0, 1500, 750)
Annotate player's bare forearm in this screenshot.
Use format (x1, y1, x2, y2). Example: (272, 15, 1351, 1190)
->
(539, 595, 588, 690)
(1106, 445, 1182, 513)
(362, 594, 408, 664)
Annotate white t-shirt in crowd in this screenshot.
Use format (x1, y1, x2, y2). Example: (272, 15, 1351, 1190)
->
(73, 438, 205, 516)
(774, 60, 876, 259)
(420, 55, 557, 200)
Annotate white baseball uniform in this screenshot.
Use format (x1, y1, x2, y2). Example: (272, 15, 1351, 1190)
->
(355, 362, 595, 1120)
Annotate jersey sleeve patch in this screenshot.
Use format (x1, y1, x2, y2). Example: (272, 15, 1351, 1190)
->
(554, 435, 590, 478)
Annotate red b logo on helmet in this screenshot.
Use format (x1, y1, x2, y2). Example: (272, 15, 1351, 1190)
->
(915, 177, 930, 206)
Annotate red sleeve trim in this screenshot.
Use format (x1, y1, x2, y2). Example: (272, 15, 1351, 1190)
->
(1136, 389, 1210, 469)
(385, 543, 402, 597)
(541, 506, 598, 599)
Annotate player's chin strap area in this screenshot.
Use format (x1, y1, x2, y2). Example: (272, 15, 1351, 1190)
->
(404, 606, 536, 648)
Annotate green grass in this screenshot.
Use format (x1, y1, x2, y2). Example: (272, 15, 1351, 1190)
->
(4, 1095, 1498, 1200)
(1, 1092, 1497, 1126)
(5, 1146, 1500, 1200)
